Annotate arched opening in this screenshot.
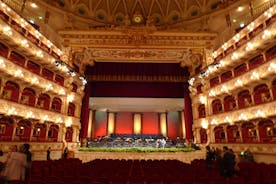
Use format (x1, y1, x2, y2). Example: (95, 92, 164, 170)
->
(212, 99, 222, 114)
(21, 88, 36, 106)
(238, 90, 252, 108)
(2, 81, 20, 102)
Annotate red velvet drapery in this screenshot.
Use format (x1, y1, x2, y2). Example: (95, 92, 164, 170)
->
(183, 82, 193, 140)
(80, 84, 91, 140)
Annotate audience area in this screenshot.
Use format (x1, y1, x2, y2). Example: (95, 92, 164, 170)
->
(5, 158, 273, 184)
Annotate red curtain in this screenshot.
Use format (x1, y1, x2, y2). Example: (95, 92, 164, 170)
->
(21, 88, 36, 106)
(224, 96, 236, 112)
(198, 104, 206, 118)
(142, 112, 159, 134)
(55, 74, 64, 86)
(27, 60, 41, 74)
(115, 112, 133, 134)
(221, 71, 232, 82)
(200, 128, 207, 143)
(68, 103, 76, 116)
(253, 84, 270, 105)
(234, 63, 247, 77)
(0, 117, 14, 141)
(184, 82, 193, 140)
(0, 42, 9, 57)
(210, 77, 220, 87)
(80, 84, 91, 139)
(42, 68, 54, 80)
(167, 112, 180, 140)
(9, 51, 25, 66)
(51, 97, 62, 112)
(37, 94, 50, 110)
(212, 99, 222, 114)
(273, 80, 276, 100)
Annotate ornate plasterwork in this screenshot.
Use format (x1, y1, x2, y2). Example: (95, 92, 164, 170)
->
(88, 49, 184, 61)
(0, 98, 81, 128)
(60, 29, 216, 72)
(60, 29, 216, 48)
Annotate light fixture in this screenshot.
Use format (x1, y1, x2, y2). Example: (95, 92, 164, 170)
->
(43, 115, 49, 121)
(199, 95, 207, 104)
(56, 117, 63, 123)
(132, 12, 143, 23)
(0, 59, 6, 68)
(231, 52, 239, 60)
(3, 26, 12, 36)
(246, 42, 254, 51)
(65, 119, 72, 127)
(14, 69, 24, 77)
(240, 22, 245, 28)
(210, 119, 217, 125)
(30, 3, 38, 8)
(250, 71, 259, 80)
(67, 94, 74, 103)
(262, 30, 271, 39)
(26, 111, 35, 119)
(29, 19, 35, 24)
(235, 79, 243, 87)
(237, 6, 244, 12)
(201, 119, 208, 129)
(188, 77, 195, 85)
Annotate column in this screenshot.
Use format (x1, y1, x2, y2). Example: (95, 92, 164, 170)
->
(58, 124, 64, 142)
(45, 123, 50, 141)
(107, 112, 115, 135)
(159, 112, 167, 137)
(223, 125, 228, 143)
(133, 113, 142, 134)
(29, 122, 35, 141)
(184, 82, 194, 140)
(253, 121, 260, 142)
(208, 126, 215, 144)
(237, 124, 243, 142)
(87, 109, 93, 138)
(180, 111, 186, 138)
(72, 125, 79, 142)
(11, 119, 17, 141)
(80, 84, 91, 140)
(194, 128, 201, 144)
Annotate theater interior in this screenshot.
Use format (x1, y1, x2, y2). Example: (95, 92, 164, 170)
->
(0, 0, 275, 183)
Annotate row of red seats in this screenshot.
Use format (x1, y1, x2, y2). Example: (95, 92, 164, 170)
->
(26, 158, 276, 184)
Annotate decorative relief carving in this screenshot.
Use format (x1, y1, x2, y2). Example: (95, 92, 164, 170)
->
(181, 49, 203, 74)
(87, 75, 188, 82)
(204, 48, 213, 66)
(59, 31, 216, 48)
(90, 49, 183, 61)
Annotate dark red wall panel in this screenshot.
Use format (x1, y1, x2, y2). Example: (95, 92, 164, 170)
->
(115, 112, 133, 134)
(142, 112, 159, 134)
(167, 112, 180, 140)
(94, 111, 107, 138)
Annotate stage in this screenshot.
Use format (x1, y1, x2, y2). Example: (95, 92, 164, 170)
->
(74, 148, 205, 163)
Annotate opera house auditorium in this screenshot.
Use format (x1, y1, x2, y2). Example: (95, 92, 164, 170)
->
(0, 0, 275, 183)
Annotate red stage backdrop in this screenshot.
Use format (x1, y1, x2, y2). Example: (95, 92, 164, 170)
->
(167, 112, 180, 140)
(94, 111, 107, 138)
(142, 112, 159, 134)
(115, 112, 133, 134)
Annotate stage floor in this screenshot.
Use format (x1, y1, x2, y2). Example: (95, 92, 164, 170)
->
(74, 150, 205, 163)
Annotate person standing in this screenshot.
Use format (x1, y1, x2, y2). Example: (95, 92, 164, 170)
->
(222, 146, 236, 178)
(46, 147, 51, 161)
(23, 143, 32, 181)
(2, 145, 27, 181)
(63, 147, 68, 159)
(205, 145, 215, 168)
